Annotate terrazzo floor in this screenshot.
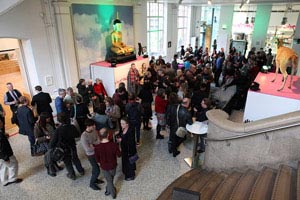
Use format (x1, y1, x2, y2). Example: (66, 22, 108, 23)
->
(0, 121, 193, 200)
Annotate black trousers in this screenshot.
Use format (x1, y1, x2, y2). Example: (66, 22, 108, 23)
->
(87, 155, 100, 186)
(64, 147, 84, 176)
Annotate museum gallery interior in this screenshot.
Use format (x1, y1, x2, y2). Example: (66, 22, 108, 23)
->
(0, 0, 300, 199)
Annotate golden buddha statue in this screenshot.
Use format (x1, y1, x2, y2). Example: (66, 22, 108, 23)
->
(111, 15, 134, 56)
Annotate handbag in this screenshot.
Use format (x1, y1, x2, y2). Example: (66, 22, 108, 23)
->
(31, 141, 48, 156)
(175, 105, 187, 138)
(129, 153, 139, 164)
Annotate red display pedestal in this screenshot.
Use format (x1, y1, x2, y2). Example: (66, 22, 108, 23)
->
(244, 72, 300, 121)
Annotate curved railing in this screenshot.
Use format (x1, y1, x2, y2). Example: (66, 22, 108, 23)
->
(203, 109, 300, 171)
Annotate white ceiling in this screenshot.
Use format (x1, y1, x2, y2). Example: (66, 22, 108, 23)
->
(0, 0, 24, 16)
(150, 0, 300, 5)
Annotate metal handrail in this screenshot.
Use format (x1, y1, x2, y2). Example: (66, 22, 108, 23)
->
(206, 121, 300, 142)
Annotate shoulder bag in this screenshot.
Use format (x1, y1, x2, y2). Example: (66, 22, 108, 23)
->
(70, 105, 81, 133)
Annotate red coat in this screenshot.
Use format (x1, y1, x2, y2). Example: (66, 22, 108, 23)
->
(93, 83, 107, 96)
(155, 96, 168, 114)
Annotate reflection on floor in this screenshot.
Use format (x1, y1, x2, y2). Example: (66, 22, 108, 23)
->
(0, 117, 192, 200)
(0, 72, 26, 133)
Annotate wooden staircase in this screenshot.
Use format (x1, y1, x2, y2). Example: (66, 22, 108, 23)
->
(157, 162, 300, 200)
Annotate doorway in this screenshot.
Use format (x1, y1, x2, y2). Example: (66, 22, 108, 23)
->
(0, 38, 32, 135)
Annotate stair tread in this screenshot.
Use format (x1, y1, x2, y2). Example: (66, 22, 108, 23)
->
(157, 168, 202, 200)
(229, 169, 259, 200)
(189, 171, 218, 192)
(271, 165, 296, 200)
(198, 172, 226, 200)
(249, 167, 277, 200)
(212, 171, 243, 200)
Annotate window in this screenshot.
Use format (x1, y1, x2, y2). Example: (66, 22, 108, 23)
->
(177, 5, 191, 51)
(147, 2, 166, 57)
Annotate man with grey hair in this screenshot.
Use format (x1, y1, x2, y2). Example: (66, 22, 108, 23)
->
(55, 88, 66, 114)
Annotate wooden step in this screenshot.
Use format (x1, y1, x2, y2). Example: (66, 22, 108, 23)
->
(249, 167, 277, 200)
(157, 168, 202, 200)
(297, 162, 300, 200)
(189, 171, 219, 192)
(229, 169, 259, 200)
(199, 172, 226, 200)
(212, 171, 243, 200)
(271, 165, 296, 200)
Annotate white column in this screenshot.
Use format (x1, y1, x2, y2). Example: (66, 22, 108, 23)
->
(191, 6, 202, 44)
(133, 1, 147, 53)
(52, 1, 79, 89)
(217, 5, 234, 55)
(165, 3, 178, 62)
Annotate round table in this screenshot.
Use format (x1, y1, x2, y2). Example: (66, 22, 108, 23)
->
(185, 121, 208, 168)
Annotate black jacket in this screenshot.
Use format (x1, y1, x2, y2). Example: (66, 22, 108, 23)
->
(77, 84, 90, 105)
(0, 131, 13, 161)
(49, 124, 79, 149)
(166, 104, 193, 129)
(31, 92, 53, 114)
(195, 108, 209, 122)
(70, 103, 90, 119)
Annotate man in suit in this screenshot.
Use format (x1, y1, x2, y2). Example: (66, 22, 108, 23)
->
(4, 82, 22, 114)
(31, 85, 53, 117)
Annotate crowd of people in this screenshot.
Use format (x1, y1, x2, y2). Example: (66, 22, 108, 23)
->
(0, 44, 273, 198)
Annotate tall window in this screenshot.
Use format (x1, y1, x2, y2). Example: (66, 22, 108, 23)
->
(177, 5, 191, 51)
(147, 2, 165, 57)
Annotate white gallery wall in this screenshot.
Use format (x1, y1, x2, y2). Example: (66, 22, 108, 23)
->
(0, 0, 58, 95)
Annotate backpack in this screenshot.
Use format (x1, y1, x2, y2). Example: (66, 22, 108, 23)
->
(51, 147, 64, 162)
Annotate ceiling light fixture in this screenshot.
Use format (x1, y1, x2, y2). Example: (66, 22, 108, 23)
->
(208, 0, 212, 5)
(245, 17, 249, 24)
(246, 0, 250, 4)
(178, 0, 183, 4)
